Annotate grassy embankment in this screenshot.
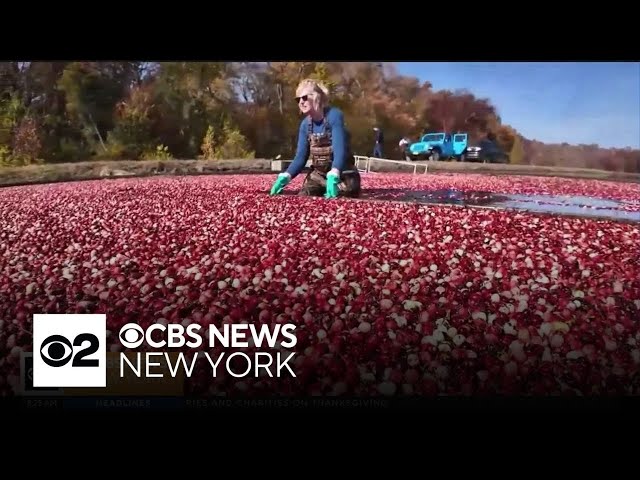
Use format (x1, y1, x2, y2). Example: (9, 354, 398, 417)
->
(0, 158, 638, 188)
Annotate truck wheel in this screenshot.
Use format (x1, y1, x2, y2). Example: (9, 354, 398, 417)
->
(430, 151, 440, 162)
(458, 153, 465, 162)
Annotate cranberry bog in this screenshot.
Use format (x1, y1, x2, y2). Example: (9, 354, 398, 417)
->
(1, 170, 639, 398)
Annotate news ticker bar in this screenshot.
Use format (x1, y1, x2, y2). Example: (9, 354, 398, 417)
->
(11, 396, 638, 412)
(16, 396, 393, 410)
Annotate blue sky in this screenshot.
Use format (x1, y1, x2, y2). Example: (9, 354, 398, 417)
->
(394, 62, 639, 149)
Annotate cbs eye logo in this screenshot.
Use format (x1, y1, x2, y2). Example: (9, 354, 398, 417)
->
(119, 324, 144, 348)
(32, 314, 106, 388)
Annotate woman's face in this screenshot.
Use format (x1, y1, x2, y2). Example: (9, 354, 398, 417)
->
(296, 89, 314, 115)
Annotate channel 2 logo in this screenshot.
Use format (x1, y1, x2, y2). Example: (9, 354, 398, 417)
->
(32, 314, 107, 388)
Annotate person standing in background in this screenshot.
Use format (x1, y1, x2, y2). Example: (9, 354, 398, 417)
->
(373, 127, 384, 158)
(398, 137, 411, 159)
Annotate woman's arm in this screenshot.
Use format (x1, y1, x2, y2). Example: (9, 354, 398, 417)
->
(328, 108, 347, 173)
(285, 118, 310, 178)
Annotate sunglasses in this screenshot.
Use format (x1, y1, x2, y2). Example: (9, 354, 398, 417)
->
(295, 94, 310, 103)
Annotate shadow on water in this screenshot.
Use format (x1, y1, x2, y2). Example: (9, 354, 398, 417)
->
(361, 188, 640, 223)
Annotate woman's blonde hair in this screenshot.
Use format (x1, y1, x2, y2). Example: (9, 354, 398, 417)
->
(296, 78, 330, 111)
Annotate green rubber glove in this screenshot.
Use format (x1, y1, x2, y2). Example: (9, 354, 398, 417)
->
(270, 173, 290, 195)
(325, 171, 340, 199)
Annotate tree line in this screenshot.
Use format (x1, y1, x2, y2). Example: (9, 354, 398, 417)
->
(1, 61, 638, 173)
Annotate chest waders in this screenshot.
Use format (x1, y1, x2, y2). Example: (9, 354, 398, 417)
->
(298, 114, 362, 198)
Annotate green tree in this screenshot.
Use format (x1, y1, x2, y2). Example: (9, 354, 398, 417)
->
(152, 62, 234, 158)
(0, 90, 23, 147)
(105, 84, 157, 159)
(58, 62, 128, 153)
(199, 119, 254, 160)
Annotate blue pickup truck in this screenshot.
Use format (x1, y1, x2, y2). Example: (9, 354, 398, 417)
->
(405, 132, 469, 161)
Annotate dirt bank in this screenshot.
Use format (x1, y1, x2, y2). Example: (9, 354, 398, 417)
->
(1, 158, 638, 188)
(375, 159, 640, 183)
(0, 159, 272, 188)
